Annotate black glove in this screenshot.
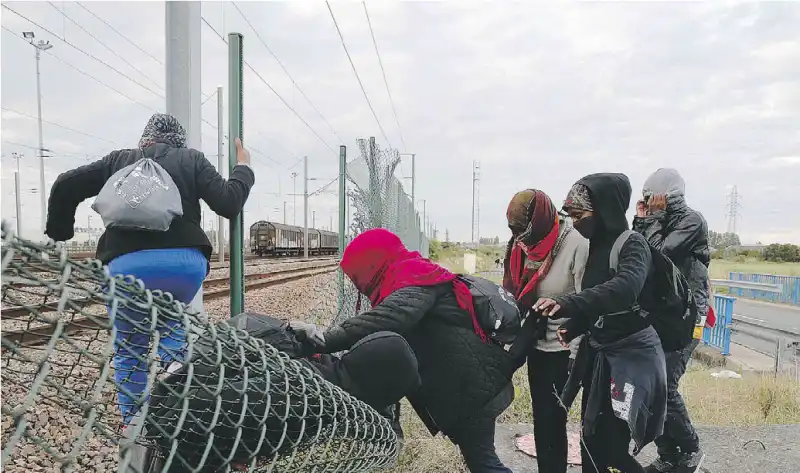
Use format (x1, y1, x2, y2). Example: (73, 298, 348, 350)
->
(45, 224, 74, 242)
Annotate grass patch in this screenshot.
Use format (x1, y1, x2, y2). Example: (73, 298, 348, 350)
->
(387, 363, 800, 472)
(435, 245, 504, 274)
(709, 259, 800, 279)
(680, 363, 800, 425)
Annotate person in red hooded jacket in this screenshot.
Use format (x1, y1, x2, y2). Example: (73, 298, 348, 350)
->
(294, 228, 515, 473)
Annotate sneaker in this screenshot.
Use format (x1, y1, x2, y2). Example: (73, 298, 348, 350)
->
(644, 454, 679, 473)
(674, 450, 705, 473)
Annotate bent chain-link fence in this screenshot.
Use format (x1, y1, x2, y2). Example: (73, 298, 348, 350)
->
(1, 223, 398, 473)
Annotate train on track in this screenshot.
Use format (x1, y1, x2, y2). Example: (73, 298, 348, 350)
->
(249, 221, 339, 257)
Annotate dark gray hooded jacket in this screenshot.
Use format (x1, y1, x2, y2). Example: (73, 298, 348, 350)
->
(633, 168, 711, 321)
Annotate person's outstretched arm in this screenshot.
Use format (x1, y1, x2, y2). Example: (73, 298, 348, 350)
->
(46, 152, 118, 241)
(322, 286, 438, 353)
(196, 138, 255, 218)
(555, 233, 652, 324)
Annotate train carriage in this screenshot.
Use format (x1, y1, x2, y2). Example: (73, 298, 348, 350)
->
(318, 230, 339, 255)
(249, 221, 339, 257)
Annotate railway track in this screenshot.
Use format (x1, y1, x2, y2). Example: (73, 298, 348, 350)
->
(1, 262, 338, 348)
(8, 251, 335, 267)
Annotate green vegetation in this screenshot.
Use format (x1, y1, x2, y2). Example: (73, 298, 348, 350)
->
(709, 258, 800, 278)
(428, 242, 505, 274)
(762, 243, 800, 263)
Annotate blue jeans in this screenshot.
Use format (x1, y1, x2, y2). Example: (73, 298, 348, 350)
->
(107, 248, 207, 424)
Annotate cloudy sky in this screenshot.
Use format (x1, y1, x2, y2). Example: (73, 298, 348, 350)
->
(2, 1, 799, 244)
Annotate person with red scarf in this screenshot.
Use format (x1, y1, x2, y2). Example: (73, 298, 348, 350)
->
(504, 189, 588, 473)
(295, 228, 515, 473)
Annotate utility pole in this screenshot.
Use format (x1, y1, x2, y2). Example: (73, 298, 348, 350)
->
(303, 156, 309, 258)
(420, 199, 427, 239)
(12, 152, 23, 236)
(291, 172, 298, 225)
(23, 32, 53, 238)
(411, 153, 417, 249)
(283, 201, 287, 224)
(471, 160, 481, 244)
(313, 210, 316, 229)
(726, 185, 742, 235)
(216, 85, 225, 263)
(14, 172, 22, 238)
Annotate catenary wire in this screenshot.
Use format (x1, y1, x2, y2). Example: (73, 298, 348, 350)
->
(325, 1, 392, 149)
(363, 1, 407, 152)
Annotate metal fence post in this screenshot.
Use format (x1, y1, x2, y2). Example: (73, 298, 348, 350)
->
(337, 145, 346, 313)
(228, 32, 244, 317)
(722, 296, 734, 356)
(217, 85, 225, 263)
(774, 336, 784, 377)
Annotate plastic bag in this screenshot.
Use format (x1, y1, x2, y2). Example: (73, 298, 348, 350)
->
(92, 152, 183, 231)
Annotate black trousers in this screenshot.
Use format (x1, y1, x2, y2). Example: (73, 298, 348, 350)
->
(448, 413, 512, 473)
(655, 339, 700, 456)
(580, 359, 645, 473)
(321, 331, 421, 410)
(527, 349, 570, 473)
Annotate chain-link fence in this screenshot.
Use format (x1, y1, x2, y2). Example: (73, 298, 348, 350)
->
(0, 223, 398, 473)
(328, 138, 428, 328)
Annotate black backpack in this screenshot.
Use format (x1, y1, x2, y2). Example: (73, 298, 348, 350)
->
(609, 230, 696, 352)
(457, 274, 522, 345)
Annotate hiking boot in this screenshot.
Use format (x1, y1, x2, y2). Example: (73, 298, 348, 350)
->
(674, 450, 705, 473)
(644, 454, 679, 473)
(377, 403, 404, 445)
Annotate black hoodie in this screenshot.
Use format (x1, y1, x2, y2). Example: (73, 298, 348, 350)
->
(555, 173, 652, 344)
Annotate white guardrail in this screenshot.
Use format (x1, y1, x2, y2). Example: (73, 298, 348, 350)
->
(711, 278, 784, 294)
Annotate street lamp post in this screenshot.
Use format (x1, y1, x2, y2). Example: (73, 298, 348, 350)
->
(291, 172, 298, 225)
(23, 31, 53, 239)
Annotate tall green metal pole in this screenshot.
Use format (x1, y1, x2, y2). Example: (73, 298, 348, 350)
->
(337, 145, 347, 313)
(338, 145, 347, 254)
(228, 32, 244, 317)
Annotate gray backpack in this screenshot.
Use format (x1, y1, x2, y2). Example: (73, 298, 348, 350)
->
(92, 150, 183, 232)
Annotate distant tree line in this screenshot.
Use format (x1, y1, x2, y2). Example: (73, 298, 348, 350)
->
(708, 230, 741, 249)
(762, 244, 800, 263)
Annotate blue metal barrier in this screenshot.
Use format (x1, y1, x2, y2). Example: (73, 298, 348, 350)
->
(728, 272, 800, 306)
(703, 294, 735, 355)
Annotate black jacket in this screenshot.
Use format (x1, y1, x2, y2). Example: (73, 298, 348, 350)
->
(46, 142, 254, 266)
(633, 196, 711, 318)
(322, 284, 515, 435)
(556, 173, 652, 344)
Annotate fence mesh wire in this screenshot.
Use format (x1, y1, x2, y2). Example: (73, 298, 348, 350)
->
(0, 224, 398, 473)
(327, 138, 428, 327)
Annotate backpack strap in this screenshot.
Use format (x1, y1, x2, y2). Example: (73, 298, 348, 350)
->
(608, 229, 637, 272)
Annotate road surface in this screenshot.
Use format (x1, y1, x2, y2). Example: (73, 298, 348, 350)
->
(731, 298, 800, 357)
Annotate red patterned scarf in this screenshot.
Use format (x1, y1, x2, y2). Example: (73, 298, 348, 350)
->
(502, 190, 560, 309)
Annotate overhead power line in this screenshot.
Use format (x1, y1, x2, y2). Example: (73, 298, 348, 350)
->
(75, 2, 164, 66)
(2, 26, 159, 112)
(325, 1, 392, 149)
(362, 2, 407, 152)
(2, 4, 164, 98)
(47, 2, 164, 93)
(200, 16, 338, 156)
(231, 1, 343, 145)
(2, 107, 122, 147)
(2, 140, 102, 159)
